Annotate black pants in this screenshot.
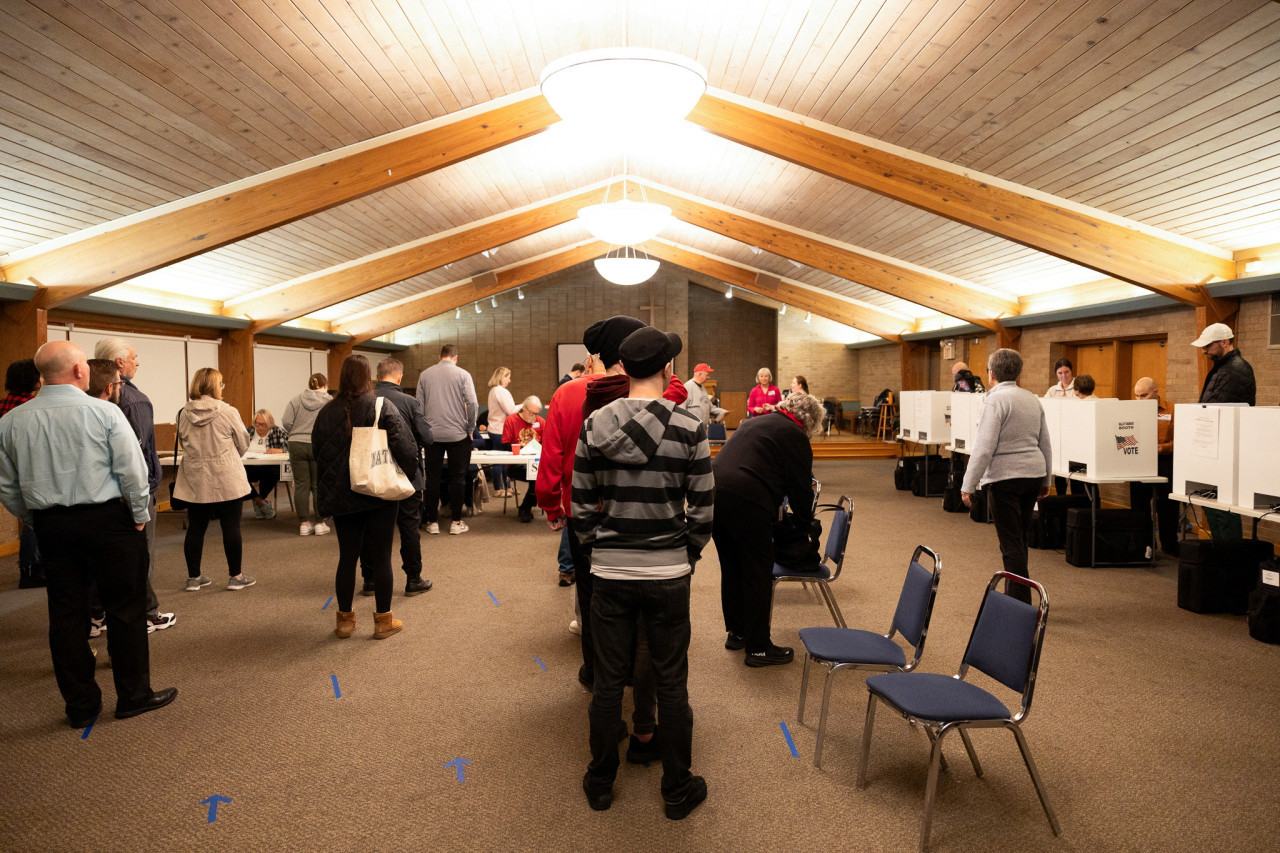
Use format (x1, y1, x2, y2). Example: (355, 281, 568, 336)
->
(518, 481, 538, 514)
(567, 518, 595, 680)
(34, 502, 153, 719)
(397, 492, 423, 577)
(246, 465, 280, 500)
(335, 502, 398, 612)
(587, 575, 695, 799)
(424, 438, 472, 523)
(987, 477, 1041, 604)
(712, 491, 776, 651)
(1129, 454, 1179, 555)
(184, 498, 244, 577)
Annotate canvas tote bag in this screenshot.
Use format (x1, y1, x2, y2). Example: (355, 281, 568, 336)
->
(350, 396, 415, 500)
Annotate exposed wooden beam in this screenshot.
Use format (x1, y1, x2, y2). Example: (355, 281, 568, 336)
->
(333, 241, 608, 343)
(688, 93, 1236, 301)
(640, 240, 911, 342)
(2, 93, 560, 309)
(640, 183, 1015, 330)
(227, 188, 599, 332)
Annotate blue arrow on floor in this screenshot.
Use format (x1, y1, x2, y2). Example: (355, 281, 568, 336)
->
(201, 794, 232, 823)
(444, 757, 471, 783)
(533, 656, 547, 671)
(331, 674, 341, 698)
(322, 596, 333, 610)
(487, 590, 499, 607)
(780, 721, 800, 758)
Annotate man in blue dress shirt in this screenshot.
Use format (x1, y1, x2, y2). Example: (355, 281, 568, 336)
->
(0, 340, 177, 727)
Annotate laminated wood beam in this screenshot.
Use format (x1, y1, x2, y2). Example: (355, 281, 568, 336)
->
(640, 184, 1015, 330)
(688, 94, 1236, 301)
(2, 94, 559, 309)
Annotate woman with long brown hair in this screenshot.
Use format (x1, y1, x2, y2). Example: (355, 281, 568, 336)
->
(313, 355, 420, 639)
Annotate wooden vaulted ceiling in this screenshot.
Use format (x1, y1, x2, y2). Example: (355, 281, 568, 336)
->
(3, 0, 1279, 344)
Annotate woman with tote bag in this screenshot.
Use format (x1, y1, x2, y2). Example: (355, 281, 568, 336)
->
(313, 355, 420, 639)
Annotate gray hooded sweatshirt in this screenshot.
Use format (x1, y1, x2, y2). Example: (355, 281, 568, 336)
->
(283, 388, 331, 443)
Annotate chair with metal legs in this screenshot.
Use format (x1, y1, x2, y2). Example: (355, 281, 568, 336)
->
(796, 545, 941, 767)
(770, 495, 852, 628)
(857, 572, 1060, 851)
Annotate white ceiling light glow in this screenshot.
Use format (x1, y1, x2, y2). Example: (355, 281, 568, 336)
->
(539, 48, 707, 129)
(724, 285, 733, 299)
(517, 288, 525, 300)
(595, 244, 659, 286)
(578, 196, 671, 245)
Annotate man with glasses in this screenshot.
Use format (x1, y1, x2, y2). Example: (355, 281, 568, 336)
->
(94, 338, 175, 634)
(501, 395, 545, 523)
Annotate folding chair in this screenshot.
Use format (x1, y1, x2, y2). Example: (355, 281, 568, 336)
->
(796, 545, 941, 767)
(708, 422, 727, 445)
(858, 572, 1060, 851)
(771, 495, 852, 628)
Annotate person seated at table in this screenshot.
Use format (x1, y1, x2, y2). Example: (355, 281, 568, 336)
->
(1073, 375, 1097, 400)
(502, 396, 545, 523)
(244, 408, 287, 519)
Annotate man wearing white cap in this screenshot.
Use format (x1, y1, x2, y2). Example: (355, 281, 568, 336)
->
(1193, 323, 1255, 406)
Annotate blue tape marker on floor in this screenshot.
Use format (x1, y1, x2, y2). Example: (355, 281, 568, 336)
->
(534, 656, 547, 671)
(331, 674, 341, 699)
(322, 596, 333, 610)
(780, 721, 799, 758)
(80, 716, 97, 740)
(487, 590, 499, 607)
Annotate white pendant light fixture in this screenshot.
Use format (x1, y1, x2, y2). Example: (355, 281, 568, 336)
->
(724, 285, 733, 299)
(578, 157, 671, 245)
(540, 47, 707, 129)
(595, 244, 659, 286)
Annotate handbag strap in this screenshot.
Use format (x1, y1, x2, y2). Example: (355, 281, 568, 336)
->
(372, 395, 384, 426)
(173, 407, 184, 455)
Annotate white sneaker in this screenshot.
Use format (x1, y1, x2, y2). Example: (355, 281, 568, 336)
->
(449, 521, 469, 535)
(425, 522, 440, 535)
(147, 612, 177, 633)
(569, 620, 581, 636)
(299, 522, 313, 536)
(313, 522, 331, 536)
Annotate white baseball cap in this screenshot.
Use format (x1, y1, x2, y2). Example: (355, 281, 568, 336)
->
(1191, 323, 1233, 348)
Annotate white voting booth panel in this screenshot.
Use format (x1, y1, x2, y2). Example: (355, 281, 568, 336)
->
(1039, 398, 1066, 476)
(899, 391, 951, 443)
(1236, 407, 1280, 510)
(1173, 404, 1246, 504)
(1060, 399, 1158, 479)
(950, 392, 985, 451)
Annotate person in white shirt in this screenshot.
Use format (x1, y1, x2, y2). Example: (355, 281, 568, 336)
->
(1043, 357, 1075, 398)
(486, 367, 517, 497)
(682, 363, 726, 426)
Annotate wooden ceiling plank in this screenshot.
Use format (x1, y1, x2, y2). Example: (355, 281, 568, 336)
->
(228, 188, 598, 332)
(640, 183, 1016, 328)
(2, 94, 559, 307)
(687, 94, 1235, 295)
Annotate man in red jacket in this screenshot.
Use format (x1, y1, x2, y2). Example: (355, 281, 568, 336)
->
(537, 316, 687, 689)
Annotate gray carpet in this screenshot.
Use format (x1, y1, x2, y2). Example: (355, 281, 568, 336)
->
(1, 460, 1277, 851)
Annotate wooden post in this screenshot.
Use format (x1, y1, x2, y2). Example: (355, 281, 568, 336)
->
(996, 322, 1021, 352)
(0, 301, 48, 371)
(1194, 301, 1239, 391)
(328, 341, 354, 393)
(219, 328, 255, 420)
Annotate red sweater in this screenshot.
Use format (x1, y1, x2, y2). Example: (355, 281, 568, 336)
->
(536, 371, 688, 522)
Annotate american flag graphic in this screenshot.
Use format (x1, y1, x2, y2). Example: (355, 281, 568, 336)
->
(1115, 435, 1139, 449)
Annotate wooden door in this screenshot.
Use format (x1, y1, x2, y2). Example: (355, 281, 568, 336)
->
(1073, 342, 1116, 398)
(1122, 339, 1168, 401)
(967, 337, 989, 380)
(720, 391, 747, 428)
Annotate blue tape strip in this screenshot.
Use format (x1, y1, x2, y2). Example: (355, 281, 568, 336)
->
(534, 656, 547, 671)
(80, 716, 97, 740)
(487, 590, 500, 607)
(331, 674, 341, 699)
(322, 596, 333, 610)
(780, 721, 799, 758)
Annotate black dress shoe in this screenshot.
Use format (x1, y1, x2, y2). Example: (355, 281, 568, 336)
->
(518, 508, 533, 523)
(19, 573, 47, 589)
(360, 580, 375, 597)
(582, 772, 613, 811)
(405, 577, 433, 596)
(67, 703, 102, 729)
(744, 645, 795, 668)
(664, 775, 707, 820)
(724, 632, 746, 651)
(115, 687, 178, 719)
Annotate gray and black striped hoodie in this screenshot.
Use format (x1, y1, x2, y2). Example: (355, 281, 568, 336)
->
(571, 397, 714, 577)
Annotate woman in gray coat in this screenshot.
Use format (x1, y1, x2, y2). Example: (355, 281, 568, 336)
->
(960, 349, 1052, 603)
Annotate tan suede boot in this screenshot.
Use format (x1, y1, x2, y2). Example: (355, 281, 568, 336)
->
(334, 610, 356, 639)
(373, 611, 403, 639)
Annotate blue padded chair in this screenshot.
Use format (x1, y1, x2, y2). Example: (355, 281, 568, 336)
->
(771, 495, 852, 629)
(796, 545, 941, 767)
(707, 422, 727, 445)
(857, 572, 1060, 852)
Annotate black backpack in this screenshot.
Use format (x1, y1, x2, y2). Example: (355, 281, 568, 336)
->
(773, 511, 823, 572)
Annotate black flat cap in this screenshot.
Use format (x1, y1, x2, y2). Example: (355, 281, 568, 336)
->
(619, 326, 682, 380)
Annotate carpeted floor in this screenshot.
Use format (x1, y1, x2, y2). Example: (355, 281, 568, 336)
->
(1, 459, 1277, 852)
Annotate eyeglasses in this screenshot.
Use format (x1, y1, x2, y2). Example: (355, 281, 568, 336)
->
(254, 421, 269, 427)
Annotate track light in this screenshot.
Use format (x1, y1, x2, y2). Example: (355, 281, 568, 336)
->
(779, 304, 787, 316)
(475, 302, 482, 314)
(482, 249, 498, 260)
(725, 285, 733, 299)
(805, 311, 812, 323)
(491, 296, 498, 308)
(517, 288, 525, 300)
(455, 307, 461, 320)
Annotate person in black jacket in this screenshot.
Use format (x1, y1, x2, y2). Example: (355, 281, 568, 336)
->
(369, 357, 434, 597)
(711, 392, 826, 667)
(314, 355, 420, 640)
(1194, 322, 1256, 406)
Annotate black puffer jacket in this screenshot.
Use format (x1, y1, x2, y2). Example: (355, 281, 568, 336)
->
(314, 393, 419, 518)
(1198, 349, 1256, 406)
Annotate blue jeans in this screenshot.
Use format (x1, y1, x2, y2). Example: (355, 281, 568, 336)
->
(587, 575, 695, 799)
(557, 527, 573, 574)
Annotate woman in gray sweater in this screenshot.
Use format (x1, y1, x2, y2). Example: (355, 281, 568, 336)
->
(960, 349, 1052, 603)
(283, 373, 332, 536)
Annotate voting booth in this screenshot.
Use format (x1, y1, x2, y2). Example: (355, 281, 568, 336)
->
(1236, 407, 1280, 510)
(1039, 397, 1066, 476)
(949, 392, 985, 452)
(1172, 403, 1246, 505)
(1060, 399, 1158, 479)
(898, 391, 951, 443)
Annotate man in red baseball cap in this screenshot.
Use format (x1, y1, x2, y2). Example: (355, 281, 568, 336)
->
(683, 363, 725, 427)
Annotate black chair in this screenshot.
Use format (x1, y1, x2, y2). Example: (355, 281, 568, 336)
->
(708, 422, 727, 445)
(771, 495, 852, 628)
(796, 545, 941, 767)
(857, 572, 1060, 851)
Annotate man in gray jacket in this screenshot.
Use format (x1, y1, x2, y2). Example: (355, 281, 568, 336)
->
(960, 348, 1052, 603)
(416, 344, 478, 535)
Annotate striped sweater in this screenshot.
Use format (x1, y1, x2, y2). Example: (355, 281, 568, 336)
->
(571, 397, 714, 574)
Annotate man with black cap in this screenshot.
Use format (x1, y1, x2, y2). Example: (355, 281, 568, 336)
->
(536, 317, 687, 678)
(1194, 322, 1256, 406)
(572, 325, 712, 820)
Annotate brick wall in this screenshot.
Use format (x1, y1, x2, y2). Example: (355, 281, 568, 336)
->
(686, 283, 777, 393)
(1235, 293, 1279, 406)
(775, 311, 860, 403)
